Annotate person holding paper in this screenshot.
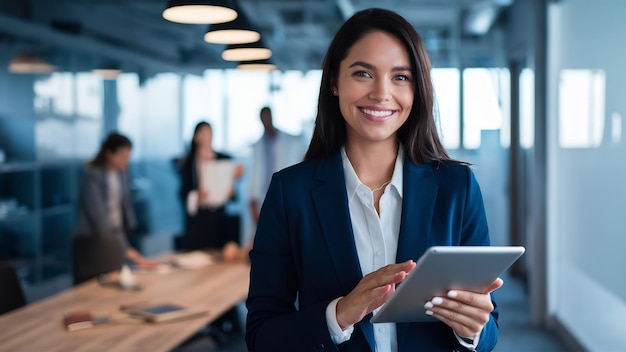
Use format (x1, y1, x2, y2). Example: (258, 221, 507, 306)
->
(246, 8, 503, 352)
(74, 132, 157, 268)
(178, 121, 245, 343)
(178, 121, 243, 251)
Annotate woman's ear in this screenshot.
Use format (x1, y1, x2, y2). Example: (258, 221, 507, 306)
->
(330, 78, 337, 96)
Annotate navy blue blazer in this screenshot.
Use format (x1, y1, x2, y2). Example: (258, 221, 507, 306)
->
(245, 151, 499, 352)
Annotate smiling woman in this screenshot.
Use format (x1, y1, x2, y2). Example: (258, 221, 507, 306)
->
(245, 7, 502, 352)
(332, 30, 414, 165)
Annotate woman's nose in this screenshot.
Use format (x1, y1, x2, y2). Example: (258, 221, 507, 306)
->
(368, 80, 391, 102)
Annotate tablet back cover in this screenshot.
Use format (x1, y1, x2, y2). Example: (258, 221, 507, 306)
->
(371, 246, 525, 323)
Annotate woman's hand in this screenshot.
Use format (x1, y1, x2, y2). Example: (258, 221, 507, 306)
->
(234, 163, 244, 178)
(222, 241, 252, 262)
(126, 248, 160, 268)
(198, 188, 209, 203)
(335, 260, 416, 329)
(424, 277, 504, 339)
(134, 257, 161, 268)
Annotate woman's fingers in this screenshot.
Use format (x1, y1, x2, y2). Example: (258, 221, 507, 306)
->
(336, 260, 416, 327)
(484, 277, 504, 293)
(425, 281, 503, 337)
(424, 294, 490, 336)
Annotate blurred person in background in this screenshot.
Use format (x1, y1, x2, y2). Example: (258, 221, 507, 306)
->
(177, 121, 244, 252)
(232, 107, 306, 261)
(177, 121, 245, 342)
(248, 106, 305, 226)
(74, 132, 157, 267)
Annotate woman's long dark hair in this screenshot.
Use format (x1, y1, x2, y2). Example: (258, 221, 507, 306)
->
(88, 132, 132, 167)
(304, 8, 458, 165)
(184, 121, 212, 164)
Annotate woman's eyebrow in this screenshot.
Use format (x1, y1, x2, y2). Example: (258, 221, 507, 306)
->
(348, 61, 411, 72)
(348, 61, 374, 69)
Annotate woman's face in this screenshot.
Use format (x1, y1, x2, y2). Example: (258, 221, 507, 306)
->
(333, 30, 414, 147)
(106, 146, 131, 170)
(194, 125, 213, 148)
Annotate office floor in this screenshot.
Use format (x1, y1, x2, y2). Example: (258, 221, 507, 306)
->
(492, 274, 571, 352)
(174, 274, 571, 352)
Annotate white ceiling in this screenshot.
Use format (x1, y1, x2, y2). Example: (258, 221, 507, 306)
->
(0, 0, 514, 76)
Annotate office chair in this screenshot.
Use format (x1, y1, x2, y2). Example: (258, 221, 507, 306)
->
(0, 263, 27, 315)
(72, 235, 126, 285)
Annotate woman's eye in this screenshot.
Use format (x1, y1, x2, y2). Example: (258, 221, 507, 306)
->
(395, 74, 411, 81)
(354, 71, 372, 78)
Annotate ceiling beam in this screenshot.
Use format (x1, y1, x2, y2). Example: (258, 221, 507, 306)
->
(0, 12, 208, 74)
(335, 0, 354, 20)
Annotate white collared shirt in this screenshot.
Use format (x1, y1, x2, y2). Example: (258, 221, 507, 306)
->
(106, 170, 123, 231)
(325, 147, 404, 352)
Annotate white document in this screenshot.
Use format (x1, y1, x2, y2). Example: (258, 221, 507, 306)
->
(200, 159, 236, 208)
(173, 251, 213, 269)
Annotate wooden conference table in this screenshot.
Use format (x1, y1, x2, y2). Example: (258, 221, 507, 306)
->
(0, 253, 250, 352)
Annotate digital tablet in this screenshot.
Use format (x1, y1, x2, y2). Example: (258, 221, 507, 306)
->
(126, 303, 207, 323)
(370, 245, 525, 323)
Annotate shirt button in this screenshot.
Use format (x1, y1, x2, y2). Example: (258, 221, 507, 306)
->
(378, 327, 385, 332)
(376, 251, 382, 256)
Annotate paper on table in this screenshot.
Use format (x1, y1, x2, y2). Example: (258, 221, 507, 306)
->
(200, 160, 236, 208)
(173, 251, 213, 269)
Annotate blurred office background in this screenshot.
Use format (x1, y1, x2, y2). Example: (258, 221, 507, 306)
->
(1, 0, 625, 351)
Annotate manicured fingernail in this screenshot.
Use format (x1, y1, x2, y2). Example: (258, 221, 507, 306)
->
(447, 290, 458, 298)
(431, 297, 443, 305)
(425, 310, 433, 315)
(424, 302, 433, 309)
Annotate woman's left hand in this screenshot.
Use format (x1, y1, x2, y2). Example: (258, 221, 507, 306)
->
(424, 277, 504, 339)
(234, 163, 244, 178)
(134, 257, 161, 268)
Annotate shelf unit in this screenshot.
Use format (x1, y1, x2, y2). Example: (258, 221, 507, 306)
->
(0, 93, 82, 286)
(0, 160, 81, 286)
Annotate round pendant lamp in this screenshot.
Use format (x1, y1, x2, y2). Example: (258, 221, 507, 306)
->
(163, 0, 238, 24)
(222, 41, 272, 62)
(92, 63, 123, 80)
(8, 51, 56, 74)
(237, 59, 276, 71)
(204, 10, 260, 44)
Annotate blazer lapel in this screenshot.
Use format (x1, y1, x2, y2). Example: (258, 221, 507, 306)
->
(396, 161, 439, 344)
(312, 153, 376, 351)
(312, 153, 363, 294)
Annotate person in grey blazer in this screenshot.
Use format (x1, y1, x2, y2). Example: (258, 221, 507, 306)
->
(74, 132, 157, 267)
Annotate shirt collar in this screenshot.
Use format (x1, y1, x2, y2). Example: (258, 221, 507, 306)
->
(341, 146, 404, 199)
(390, 148, 404, 198)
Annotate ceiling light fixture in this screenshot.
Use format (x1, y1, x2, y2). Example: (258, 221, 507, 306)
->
(237, 59, 276, 71)
(222, 41, 271, 62)
(204, 10, 260, 44)
(8, 51, 56, 74)
(92, 64, 123, 80)
(162, 0, 238, 24)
